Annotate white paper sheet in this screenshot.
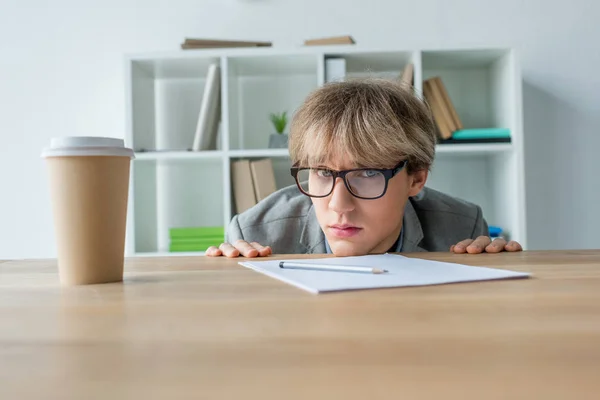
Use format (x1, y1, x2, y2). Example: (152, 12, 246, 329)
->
(239, 253, 530, 294)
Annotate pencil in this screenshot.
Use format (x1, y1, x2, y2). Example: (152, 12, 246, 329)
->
(278, 261, 388, 274)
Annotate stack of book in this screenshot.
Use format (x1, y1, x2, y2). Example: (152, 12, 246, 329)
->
(423, 76, 464, 139)
(169, 226, 225, 252)
(304, 35, 355, 46)
(442, 128, 511, 144)
(181, 38, 272, 49)
(231, 158, 278, 214)
(423, 76, 511, 143)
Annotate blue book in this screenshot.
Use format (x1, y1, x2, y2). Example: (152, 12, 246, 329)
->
(452, 128, 510, 140)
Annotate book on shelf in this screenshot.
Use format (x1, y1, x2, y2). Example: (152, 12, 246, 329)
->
(399, 63, 414, 87)
(429, 78, 456, 133)
(168, 226, 225, 252)
(192, 63, 221, 151)
(438, 137, 511, 145)
(231, 159, 258, 214)
(304, 35, 355, 46)
(169, 240, 222, 252)
(452, 128, 510, 140)
(249, 158, 278, 202)
(231, 158, 278, 215)
(169, 226, 225, 238)
(432, 76, 463, 131)
(437, 128, 511, 144)
(423, 76, 464, 140)
(181, 38, 272, 49)
(423, 78, 452, 139)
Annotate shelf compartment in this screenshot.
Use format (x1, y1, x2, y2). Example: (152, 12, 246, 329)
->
(422, 49, 518, 135)
(326, 50, 414, 80)
(426, 151, 524, 242)
(131, 158, 225, 255)
(129, 58, 223, 154)
(226, 54, 320, 151)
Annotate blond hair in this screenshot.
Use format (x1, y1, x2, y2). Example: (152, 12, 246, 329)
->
(289, 78, 437, 173)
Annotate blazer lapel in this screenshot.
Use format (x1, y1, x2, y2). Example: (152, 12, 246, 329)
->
(299, 205, 326, 254)
(401, 198, 427, 253)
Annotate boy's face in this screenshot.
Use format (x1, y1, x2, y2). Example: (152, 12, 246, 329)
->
(311, 157, 427, 257)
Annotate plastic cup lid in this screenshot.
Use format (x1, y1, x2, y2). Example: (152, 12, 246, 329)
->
(41, 136, 135, 158)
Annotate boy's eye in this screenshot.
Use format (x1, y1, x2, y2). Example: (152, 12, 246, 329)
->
(360, 170, 380, 178)
(316, 169, 333, 177)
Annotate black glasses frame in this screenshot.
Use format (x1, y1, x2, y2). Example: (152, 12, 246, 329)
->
(290, 160, 408, 200)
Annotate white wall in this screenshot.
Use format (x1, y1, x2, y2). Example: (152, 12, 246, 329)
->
(1, 0, 598, 258)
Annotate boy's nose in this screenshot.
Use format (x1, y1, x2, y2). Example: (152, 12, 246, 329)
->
(328, 178, 355, 213)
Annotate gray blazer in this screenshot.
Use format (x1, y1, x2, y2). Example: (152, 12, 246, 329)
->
(226, 185, 488, 254)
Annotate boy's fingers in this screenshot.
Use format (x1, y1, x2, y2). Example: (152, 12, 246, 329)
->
(453, 238, 474, 253)
(250, 242, 272, 257)
(485, 238, 507, 253)
(466, 236, 492, 254)
(506, 240, 523, 252)
(233, 240, 259, 258)
(205, 246, 223, 257)
(219, 243, 241, 258)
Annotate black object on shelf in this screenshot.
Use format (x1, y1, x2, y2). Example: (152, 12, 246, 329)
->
(437, 137, 511, 145)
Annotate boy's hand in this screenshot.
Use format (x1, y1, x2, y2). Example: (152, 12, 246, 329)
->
(450, 236, 523, 254)
(206, 240, 272, 258)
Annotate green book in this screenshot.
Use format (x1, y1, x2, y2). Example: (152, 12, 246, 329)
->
(170, 244, 206, 252)
(169, 238, 223, 252)
(169, 226, 225, 239)
(170, 237, 224, 245)
(452, 128, 510, 140)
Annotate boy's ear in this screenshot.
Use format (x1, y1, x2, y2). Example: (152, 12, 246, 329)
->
(407, 169, 428, 197)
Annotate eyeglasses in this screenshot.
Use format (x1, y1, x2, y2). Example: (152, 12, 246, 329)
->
(290, 160, 407, 200)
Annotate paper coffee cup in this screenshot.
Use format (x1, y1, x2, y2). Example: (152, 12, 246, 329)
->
(42, 137, 134, 285)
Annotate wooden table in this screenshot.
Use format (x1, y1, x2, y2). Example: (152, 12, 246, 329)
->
(1, 250, 599, 399)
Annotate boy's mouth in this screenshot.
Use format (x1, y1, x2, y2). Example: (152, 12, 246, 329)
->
(329, 224, 362, 238)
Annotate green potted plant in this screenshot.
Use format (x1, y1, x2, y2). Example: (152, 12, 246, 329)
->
(268, 111, 289, 149)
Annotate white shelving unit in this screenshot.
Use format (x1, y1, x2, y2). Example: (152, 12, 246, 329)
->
(124, 45, 526, 256)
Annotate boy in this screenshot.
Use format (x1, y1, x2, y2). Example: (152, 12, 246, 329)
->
(207, 78, 522, 258)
